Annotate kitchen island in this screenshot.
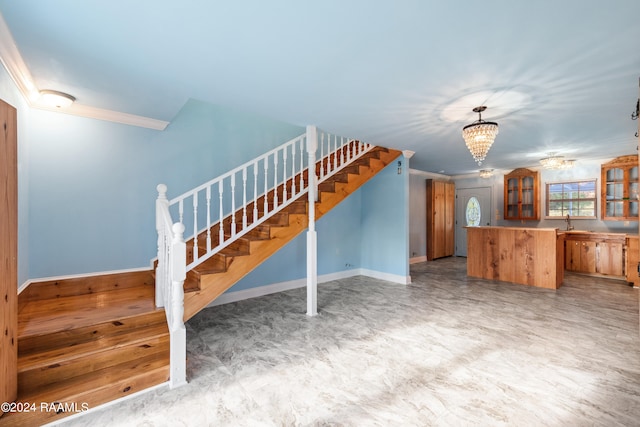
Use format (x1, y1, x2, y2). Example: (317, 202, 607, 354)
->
(466, 226, 564, 289)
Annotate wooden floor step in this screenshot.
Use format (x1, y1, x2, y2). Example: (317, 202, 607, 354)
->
(18, 327, 169, 395)
(318, 181, 336, 193)
(244, 224, 272, 240)
(219, 245, 250, 257)
(0, 353, 169, 427)
(18, 325, 169, 395)
(191, 253, 231, 275)
(283, 199, 307, 214)
(18, 285, 163, 355)
(184, 271, 202, 293)
(18, 271, 155, 309)
(264, 211, 289, 227)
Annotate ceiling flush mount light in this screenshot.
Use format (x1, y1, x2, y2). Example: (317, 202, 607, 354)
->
(462, 106, 499, 165)
(540, 153, 574, 169)
(479, 169, 494, 178)
(38, 89, 76, 108)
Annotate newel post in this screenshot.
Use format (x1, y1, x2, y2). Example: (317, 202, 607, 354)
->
(155, 184, 169, 308)
(169, 222, 187, 388)
(306, 125, 318, 316)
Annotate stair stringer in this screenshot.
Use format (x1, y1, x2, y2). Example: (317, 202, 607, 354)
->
(183, 147, 403, 321)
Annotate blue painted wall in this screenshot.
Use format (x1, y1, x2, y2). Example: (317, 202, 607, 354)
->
(25, 99, 303, 279)
(2, 63, 408, 291)
(230, 190, 363, 291)
(360, 156, 409, 277)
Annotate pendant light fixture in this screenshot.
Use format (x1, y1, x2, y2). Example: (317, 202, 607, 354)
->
(462, 106, 499, 165)
(479, 169, 494, 178)
(540, 153, 575, 169)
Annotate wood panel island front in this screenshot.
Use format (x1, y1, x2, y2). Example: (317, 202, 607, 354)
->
(466, 226, 564, 290)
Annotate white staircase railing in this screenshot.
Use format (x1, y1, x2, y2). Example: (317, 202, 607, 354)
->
(154, 125, 374, 387)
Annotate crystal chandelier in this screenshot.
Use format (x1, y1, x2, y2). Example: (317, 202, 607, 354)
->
(462, 106, 499, 165)
(540, 154, 574, 169)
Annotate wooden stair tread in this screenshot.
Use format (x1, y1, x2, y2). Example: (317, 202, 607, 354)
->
(0, 355, 169, 427)
(21, 353, 168, 402)
(18, 285, 159, 338)
(18, 322, 169, 372)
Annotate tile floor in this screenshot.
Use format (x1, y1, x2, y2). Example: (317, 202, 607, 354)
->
(57, 257, 640, 426)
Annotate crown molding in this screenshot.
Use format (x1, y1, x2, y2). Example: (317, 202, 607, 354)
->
(0, 13, 169, 131)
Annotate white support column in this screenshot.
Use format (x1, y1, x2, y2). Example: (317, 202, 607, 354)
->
(169, 222, 187, 388)
(155, 184, 168, 308)
(306, 125, 318, 317)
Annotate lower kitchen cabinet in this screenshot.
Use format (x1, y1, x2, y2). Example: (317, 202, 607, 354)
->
(564, 233, 626, 278)
(626, 236, 640, 286)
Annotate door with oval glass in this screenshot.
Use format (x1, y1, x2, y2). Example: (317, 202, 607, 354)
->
(455, 187, 492, 257)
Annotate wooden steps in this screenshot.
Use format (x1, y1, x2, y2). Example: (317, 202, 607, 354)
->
(183, 145, 402, 320)
(1, 276, 169, 427)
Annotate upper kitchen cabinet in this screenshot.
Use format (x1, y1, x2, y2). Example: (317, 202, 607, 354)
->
(504, 168, 540, 220)
(601, 155, 639, 221)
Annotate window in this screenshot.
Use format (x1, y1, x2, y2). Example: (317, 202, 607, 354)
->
(546, 180, 597, 218)
(465, 196, 481, 226)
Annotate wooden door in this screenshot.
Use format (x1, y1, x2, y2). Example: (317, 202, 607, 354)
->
(565, 240, 581, 271)
(580, 241, 597, 274)
(444, 182, 455, 257)
(426, 180, 455, 260)
(597, 242, 624, 276)
(0, 100, 17, 413)
(430, 180, 446, 259)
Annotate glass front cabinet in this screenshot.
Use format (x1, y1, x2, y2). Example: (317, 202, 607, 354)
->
(601, 155, 639, 221)
(504, 168, 540, 220)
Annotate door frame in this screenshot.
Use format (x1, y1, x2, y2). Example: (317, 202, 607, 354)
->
(0, 99, 17, 411)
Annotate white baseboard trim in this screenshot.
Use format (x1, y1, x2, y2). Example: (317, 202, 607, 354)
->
(19, 266, 154, 295)
(41, 382, 169, 427)
(207, 269, 361, 307)
(207, 267, 410, 308)
(410, 255, 428, 264)
(359, 268, 411, 284)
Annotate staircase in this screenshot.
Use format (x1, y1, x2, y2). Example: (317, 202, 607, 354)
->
(182, 144, 402, 320)
(1, 272, 169, 427)
(2, 134, 401, 426)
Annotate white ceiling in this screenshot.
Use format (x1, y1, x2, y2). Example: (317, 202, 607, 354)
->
(1, 1, 639, 175)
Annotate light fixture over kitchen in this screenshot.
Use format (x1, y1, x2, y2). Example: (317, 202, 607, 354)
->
(38, 89, 76, 109)
(540, 153, 574, 169)
(479, 169, 494, 178)
(462, 106, 499, 165)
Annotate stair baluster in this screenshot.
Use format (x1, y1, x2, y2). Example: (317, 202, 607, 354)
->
(218, 182, 224, 246)
(231, 174, 236, 236)
(263, 156, 269, 216)
(273, 152, 279, 209)
(253, 161, 259, 226)
(242, 169, 248, 230)
(282, 146, 288, 204)
(206, 186, 212, 252)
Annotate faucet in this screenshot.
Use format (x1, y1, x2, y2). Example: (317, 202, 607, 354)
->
(565, 214, 574, 231)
